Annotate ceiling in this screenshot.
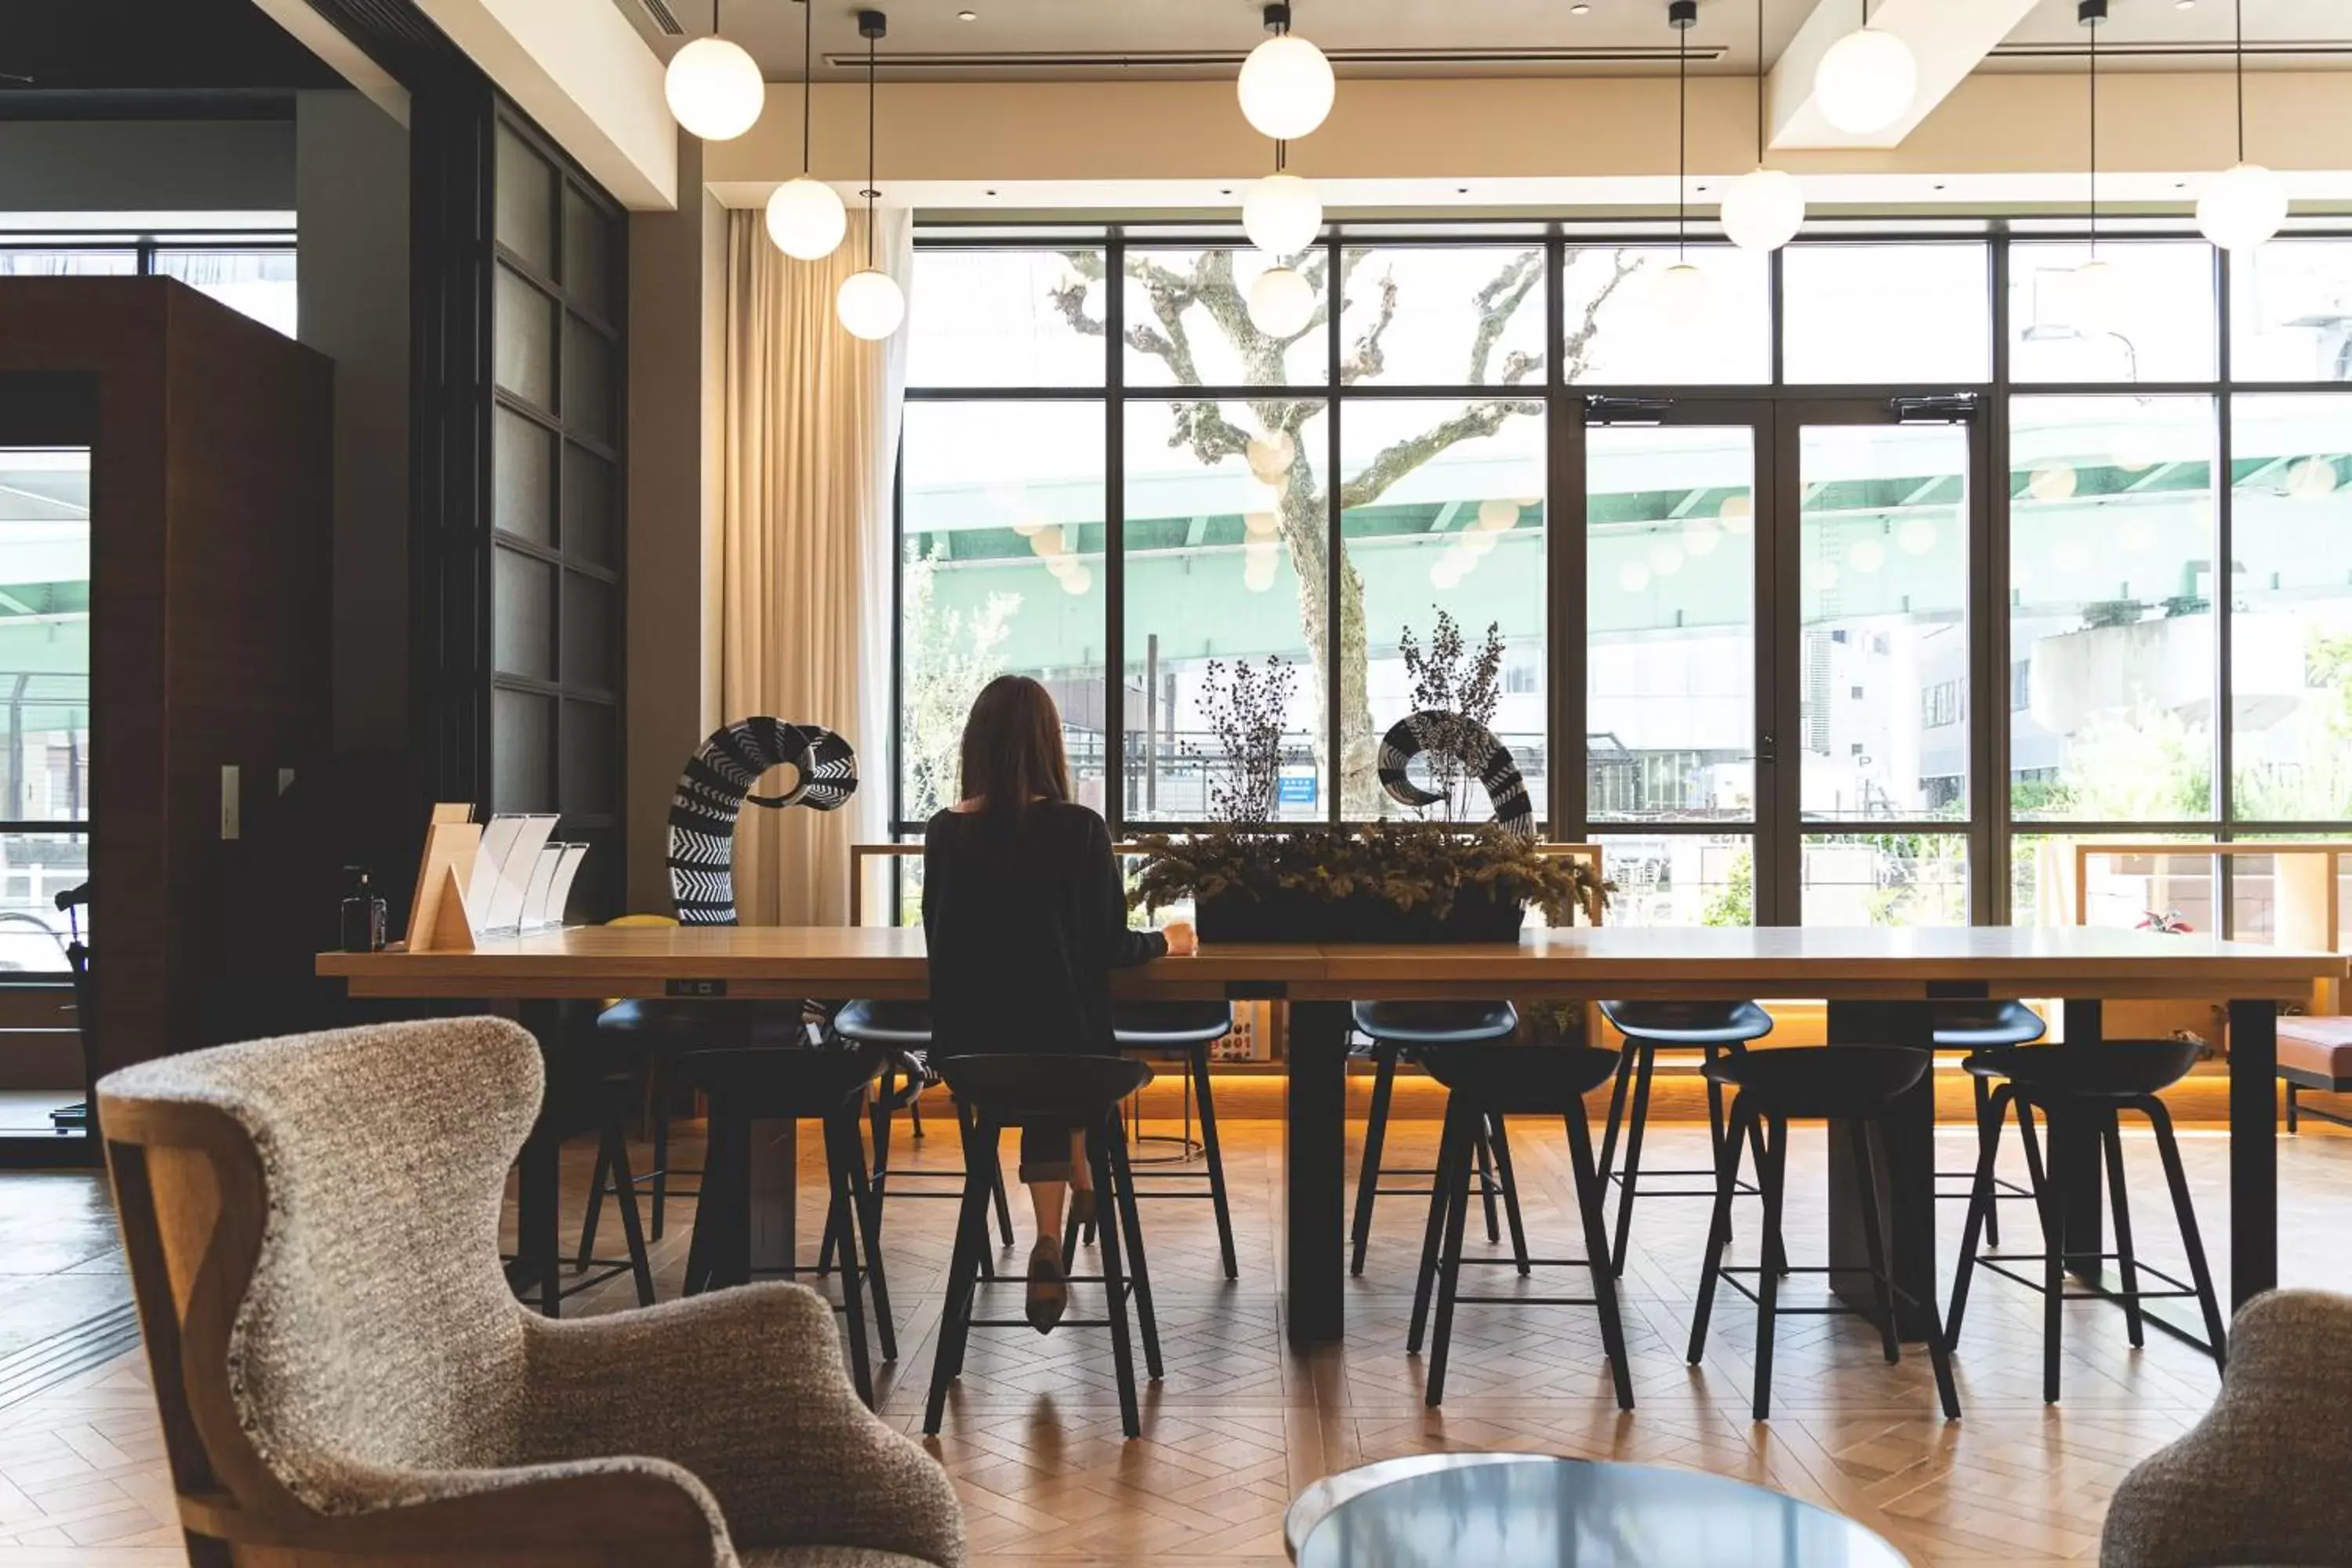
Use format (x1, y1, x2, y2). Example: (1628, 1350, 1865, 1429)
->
(609, 0, 2352, 82)
(0, 0, 341, 106)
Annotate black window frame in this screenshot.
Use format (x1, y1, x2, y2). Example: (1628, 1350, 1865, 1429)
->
(894, 220, 2352, 935)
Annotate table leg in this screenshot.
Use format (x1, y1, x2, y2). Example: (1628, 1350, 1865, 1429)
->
(2227, 998, 2277, 1308)
(1286, 1000, 1349, 1348)
(2058, 1000, 2106, 1284)
(1825, 1000, 1935, 1338)
(747, 1117, 800, 1275)
(514, 1000, 564, 1317)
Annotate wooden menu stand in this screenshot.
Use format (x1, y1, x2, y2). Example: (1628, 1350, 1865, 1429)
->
(402, 805, 481, 954)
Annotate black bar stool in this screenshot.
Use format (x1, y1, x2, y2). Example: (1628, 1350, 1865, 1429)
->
(1095, 1003, 1239, 1280)
(575, 996, 804, 1262)
(532, 1060, 655, 1312)
(1594, 1000, 1775, 1277)
(834, 1000, 1016, 1275)
(1945, 1039, 2228, 1404)
(1688, 1044, 1961, 1423)
(1407, 1043, 1635, 1410)
(1348, 1002, 1528, 1279)
(1933, 1000, 2048, 1247)
(924, 1054, 1163, 1439)
(681, 1044, 895, 1409)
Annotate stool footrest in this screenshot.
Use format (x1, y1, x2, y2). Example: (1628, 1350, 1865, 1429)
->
(1933, 1173, 2032, 1196)
(1454, 1294, 1606, 1307)
(1970, 1254, 2202, 1302)
(966, 1317, 1132, 1331)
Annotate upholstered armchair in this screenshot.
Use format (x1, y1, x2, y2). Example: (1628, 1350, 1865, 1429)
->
(2100, 1288, 2352, 1567)
(97, 1016, 965, 1568)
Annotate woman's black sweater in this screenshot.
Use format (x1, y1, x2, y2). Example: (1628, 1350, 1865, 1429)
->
(922, 800, 1166, 1056)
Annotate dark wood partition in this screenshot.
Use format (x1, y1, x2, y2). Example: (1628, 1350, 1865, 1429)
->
(0, 278, 331, 1080)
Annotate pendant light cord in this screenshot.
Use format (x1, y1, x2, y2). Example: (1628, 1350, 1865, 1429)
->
(2234, 0, 2246, 162)
(866, 23, 877, 267)
(2088, 2, 2098, 256)
(1272, 5, 1290, 172)
(1677, 8, 1688, 260)
(800, 0, 814, 176)
(1754, 0, 1766, 165)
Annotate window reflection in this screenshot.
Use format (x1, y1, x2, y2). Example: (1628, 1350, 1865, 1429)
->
(1799, 423, 1970, 822)
(2232, 393, 2352, 818)
(1587, 425, 1756, 824)
(2231, 240, 2352, 383)
(2009, 395, 2217, 821)
(899, 401, 1109, 820)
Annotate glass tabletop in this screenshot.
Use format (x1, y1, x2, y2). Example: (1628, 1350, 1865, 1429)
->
(1294, 1457, 1908, 1567)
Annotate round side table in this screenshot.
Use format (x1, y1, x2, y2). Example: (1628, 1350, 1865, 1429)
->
(1287, 1455, 1908, 1566)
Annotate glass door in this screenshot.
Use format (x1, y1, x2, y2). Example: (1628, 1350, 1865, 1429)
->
(1769, 399, 1988, 927)
(1577, 398, 1774, 927)
(1576, 395, 1987, 927)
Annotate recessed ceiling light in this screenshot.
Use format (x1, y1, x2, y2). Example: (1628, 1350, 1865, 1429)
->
(1570, 2, 1591, 12)
(2174, 0, 2194, 9)
(957, 8, 978, 18)
(1933, 181, 1947, 190)
(1457, 186, 1471, 194)
(985, 188, 998, 196)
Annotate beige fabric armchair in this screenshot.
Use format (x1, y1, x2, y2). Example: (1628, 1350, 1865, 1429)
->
(2101, 1288, 2352, 1567)
(97, 1015, 964, 1568)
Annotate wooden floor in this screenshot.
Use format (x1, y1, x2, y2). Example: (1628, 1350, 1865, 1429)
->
(3, 1109, 2350, 1566)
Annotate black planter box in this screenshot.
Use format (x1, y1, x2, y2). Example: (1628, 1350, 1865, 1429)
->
(1195, 883, 1527, 945)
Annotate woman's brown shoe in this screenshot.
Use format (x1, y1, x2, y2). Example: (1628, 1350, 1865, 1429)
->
(1025, 1237, 1069, 1334)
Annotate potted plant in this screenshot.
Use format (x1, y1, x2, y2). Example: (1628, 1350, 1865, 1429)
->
(1129, 822, 1606, 943)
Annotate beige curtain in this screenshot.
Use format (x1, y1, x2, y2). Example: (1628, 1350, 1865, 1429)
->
(716, 206, 909, 926)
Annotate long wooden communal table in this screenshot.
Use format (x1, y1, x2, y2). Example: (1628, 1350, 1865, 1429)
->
(320, 925, 2341, 1348)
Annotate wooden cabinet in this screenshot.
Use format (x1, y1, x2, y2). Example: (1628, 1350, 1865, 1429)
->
(0, 278, 331, 1080)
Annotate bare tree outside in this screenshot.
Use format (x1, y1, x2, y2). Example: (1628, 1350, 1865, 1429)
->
(1050, 245, 1644, 814)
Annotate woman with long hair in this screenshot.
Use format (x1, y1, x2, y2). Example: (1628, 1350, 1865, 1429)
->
(923, 674, 1195, 1331)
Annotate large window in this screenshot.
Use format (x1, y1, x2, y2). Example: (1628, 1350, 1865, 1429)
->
(896, 226, 2352, 935)
(0, 233, 297, 335)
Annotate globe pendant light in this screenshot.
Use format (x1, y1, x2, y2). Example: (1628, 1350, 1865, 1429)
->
(2197, 0, 2286, 252)
(1814, 0, 1917, 136)
(1243, 170, 1321, 259)
(1247, 263, 1316, 337)
(767, 0, 848, 260)
(1720, 0, 1803, 250)
(836, 12, 906, 340)
(1239, 4, 1334, 142)
(1651, 2, 1712, 310)
(666, 0, 765, 142)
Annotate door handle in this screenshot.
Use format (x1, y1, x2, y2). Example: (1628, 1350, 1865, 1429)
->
(1759, 731, 1777, 765)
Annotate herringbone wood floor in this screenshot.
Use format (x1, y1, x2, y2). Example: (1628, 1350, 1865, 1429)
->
(5, 1108, 2350, 1566)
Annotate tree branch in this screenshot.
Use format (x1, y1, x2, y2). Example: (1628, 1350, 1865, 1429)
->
(1562, 247, 1647, 384)
(1046, 249, 1109, 338)
(1338, 262, 1398, 387)
(1338, 396, 1539, 513)
(1466, 249, 1544, 386)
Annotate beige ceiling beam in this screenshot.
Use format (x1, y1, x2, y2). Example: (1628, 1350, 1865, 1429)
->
(702, 71, 2348, 196)
(410, 0, 677, 209)
(1766, 0, 2043, 151)
(248, 0, 409, 126)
